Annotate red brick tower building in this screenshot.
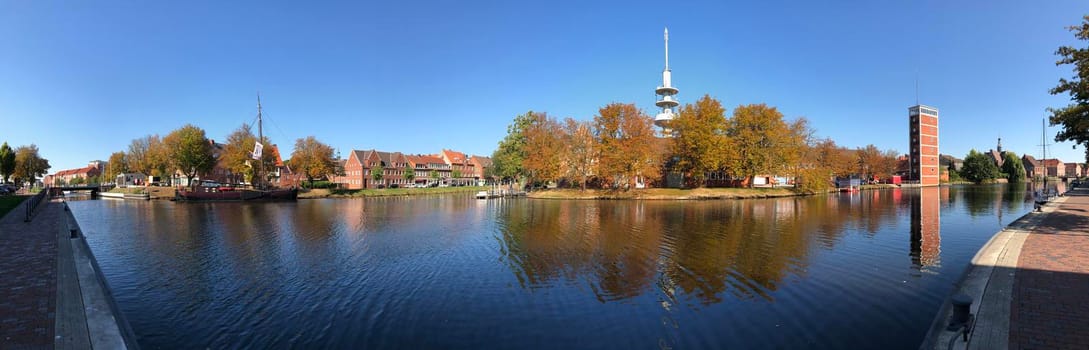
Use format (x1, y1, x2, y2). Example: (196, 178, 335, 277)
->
(909, 105, 940, 186)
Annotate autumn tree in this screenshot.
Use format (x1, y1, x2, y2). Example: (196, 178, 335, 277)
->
(291, 136, 336, 187)
(726, 104, 795, 187)
(562, 118, 597, 190)
(163, 124, 216, 188)
(856, 145, 882, 179)
(126, 135, 170, 182)
(0, 142, 14, 183)
(875, 149, 901, 179)
(13, 144, 50, 187)
(522, 112, 564, 184)
(593, 103, 662, 188)
(126, 136, 150, 175)
(491, 111, 537, 183)
(1048, 15, 1089, 164)
(221, 123, 278, 185)
(671, 95, 731, 187)
(106, 152, 128, 179)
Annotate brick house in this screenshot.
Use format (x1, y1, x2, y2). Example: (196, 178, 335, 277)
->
(440, 149, 476, 186)
(406, 154, 450, 186)
(48, 164, 102, 186)
(469, 155, 493, 185)
(1042, 159, 1065, 177)
(1022, 155, 1045, 179)
(340, 149, 414, 189)
(1065, 163, 1082, 178)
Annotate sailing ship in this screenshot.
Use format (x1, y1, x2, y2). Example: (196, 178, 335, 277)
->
(175, 96, 298, 202)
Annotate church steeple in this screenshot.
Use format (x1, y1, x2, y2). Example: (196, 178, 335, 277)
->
(997, 137, 1003, 154)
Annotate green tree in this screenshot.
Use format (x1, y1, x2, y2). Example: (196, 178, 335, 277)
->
(403, 165, 415, 183)
(726, 104, 795, 187)
(0, 142, 14, 183)
(491, 111, 536, 182)
(1049, 15, 1089, 164)
(960, 149, 1001, 183)
(290, 136, 336, 187)
(1002, 151, 1026, 182)
(671, 95, 730, 187)
(372, 162, 384, 184)
(429, 169, 439, 183)
(163, 124, 216, 188)
(13, 144, 50, 187)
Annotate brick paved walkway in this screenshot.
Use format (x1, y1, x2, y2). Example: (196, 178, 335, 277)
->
(0, 198, 61, 348)
(1009, 189, 1089, 350)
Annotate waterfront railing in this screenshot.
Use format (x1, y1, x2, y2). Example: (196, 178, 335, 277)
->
(24, 186, 49, 222)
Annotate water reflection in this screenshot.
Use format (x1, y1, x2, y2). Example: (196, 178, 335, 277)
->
(497, 192, 915, 304)
(68, 186, 1037, 349)
(910, 187, 941, 270)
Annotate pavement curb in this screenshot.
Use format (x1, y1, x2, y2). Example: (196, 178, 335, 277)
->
(919, 194, 1067, 350)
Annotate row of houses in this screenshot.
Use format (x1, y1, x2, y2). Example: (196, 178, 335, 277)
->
(1020, 155, 1085, 178)
(333, 149, 492, 189)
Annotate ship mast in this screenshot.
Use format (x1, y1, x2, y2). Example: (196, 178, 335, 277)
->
(256, 94, 264, 189)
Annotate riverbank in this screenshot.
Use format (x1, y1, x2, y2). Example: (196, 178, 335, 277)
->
(298, 186, 487, 199)
(527, 187, 813, 200)
(921, 187, 1089, 349)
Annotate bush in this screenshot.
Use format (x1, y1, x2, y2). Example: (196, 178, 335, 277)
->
(301, 180, 339, 189)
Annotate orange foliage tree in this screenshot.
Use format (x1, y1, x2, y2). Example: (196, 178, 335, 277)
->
(522, 113, 564, 184)
(593, 103, 662, 188)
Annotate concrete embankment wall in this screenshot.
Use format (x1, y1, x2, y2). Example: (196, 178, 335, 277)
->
(58, 201, 140, 349)
(919, 198, 1058, 350)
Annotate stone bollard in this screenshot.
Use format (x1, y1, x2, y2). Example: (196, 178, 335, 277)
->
(948, 293, 974, 341)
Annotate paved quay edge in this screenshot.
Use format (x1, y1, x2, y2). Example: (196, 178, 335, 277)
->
(60, 199, 141, 349)
(919, 191, 1070, 350)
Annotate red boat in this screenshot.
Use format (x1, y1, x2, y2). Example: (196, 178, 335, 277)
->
(175, 187, 297, 202)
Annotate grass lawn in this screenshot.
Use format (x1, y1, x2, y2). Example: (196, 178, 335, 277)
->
(299, 186, 487, 199)
(0, 195, 28, 219)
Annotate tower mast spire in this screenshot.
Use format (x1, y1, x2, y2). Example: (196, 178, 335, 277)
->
(664, 27, 669, 70)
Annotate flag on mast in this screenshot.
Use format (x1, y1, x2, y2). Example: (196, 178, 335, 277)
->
(252, 142, 264, 160)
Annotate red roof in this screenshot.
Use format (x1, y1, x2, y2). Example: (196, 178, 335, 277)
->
(441, 149, 468, 163)
(53, 166, 98, 176)
(407, 154, 445, 165)
(1042, 159, 1064, 167)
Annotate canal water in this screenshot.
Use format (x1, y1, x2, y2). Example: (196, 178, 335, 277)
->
(69, 184, 1037, 349)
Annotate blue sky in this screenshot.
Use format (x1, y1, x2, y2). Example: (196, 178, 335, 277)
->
(1, 1, 1086, 171)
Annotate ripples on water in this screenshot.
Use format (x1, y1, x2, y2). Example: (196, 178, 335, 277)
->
(69, 184, 1037, 349)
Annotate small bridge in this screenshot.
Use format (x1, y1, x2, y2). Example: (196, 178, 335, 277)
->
(48, 185, 114, 197)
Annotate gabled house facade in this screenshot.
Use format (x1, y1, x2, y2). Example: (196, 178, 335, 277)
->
(440, 149, 476, 186)
(1042, 159, 1065, 177)
(1065, 163, 1082, 179)
(469, 155, 493, 185)
(1022, 155, 1045, 179)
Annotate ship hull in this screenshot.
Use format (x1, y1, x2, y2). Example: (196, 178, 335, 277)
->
(174, 188, 297, 202)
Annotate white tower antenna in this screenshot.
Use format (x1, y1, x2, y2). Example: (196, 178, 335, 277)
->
(654, 27, 679, 137)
